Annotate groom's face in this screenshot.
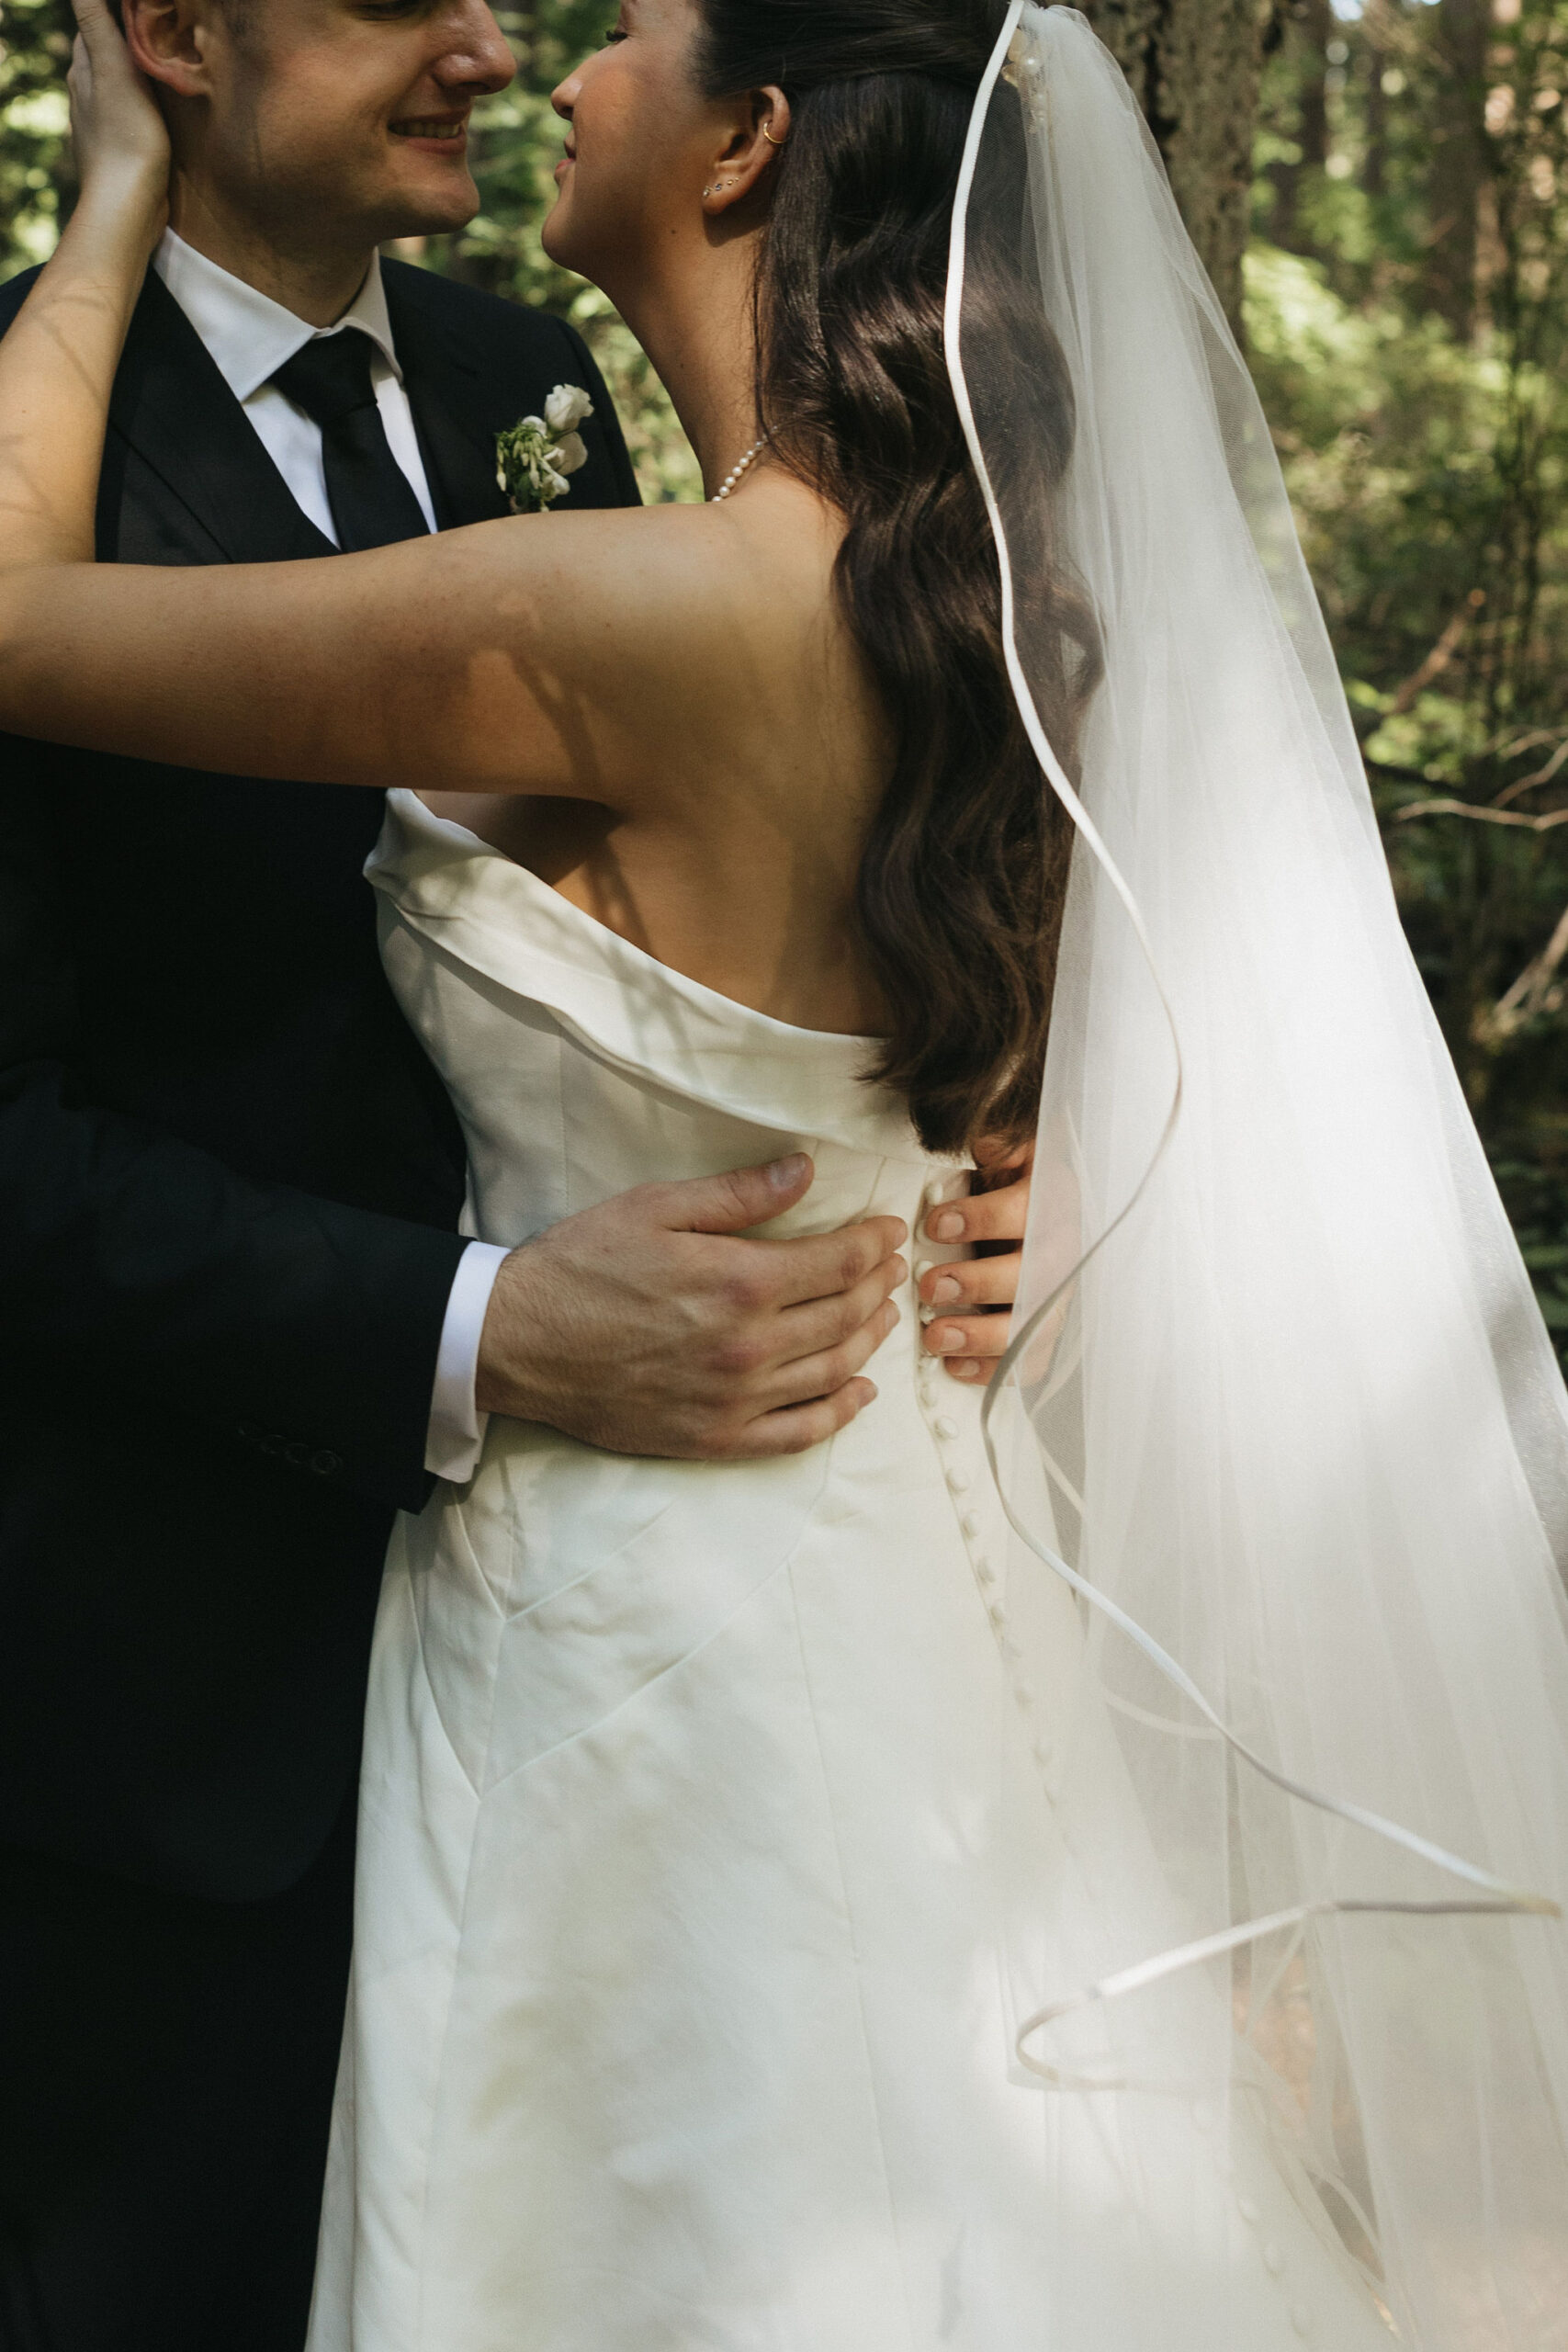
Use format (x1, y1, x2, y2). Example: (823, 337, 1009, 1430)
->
(127, 0, 516, 251)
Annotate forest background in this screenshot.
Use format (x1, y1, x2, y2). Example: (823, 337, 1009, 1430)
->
(3, 0, 1567, 1358)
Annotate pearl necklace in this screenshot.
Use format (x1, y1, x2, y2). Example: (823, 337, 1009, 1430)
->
(711, 437, 768, 502)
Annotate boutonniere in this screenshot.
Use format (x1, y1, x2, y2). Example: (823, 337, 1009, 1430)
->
(495, 383, 595, 514)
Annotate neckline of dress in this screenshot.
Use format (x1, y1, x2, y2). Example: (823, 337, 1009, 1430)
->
(394, 789, 884, 1056)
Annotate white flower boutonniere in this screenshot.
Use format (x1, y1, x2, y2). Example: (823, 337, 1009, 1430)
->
(495, 383, 596, 514)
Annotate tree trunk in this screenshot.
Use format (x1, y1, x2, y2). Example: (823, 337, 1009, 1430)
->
(1423, 0, 1490, 332)
(1268, 0, 1334, 251)
(1364, 46, 1388, 201)
(1080, 0, 1269, 332)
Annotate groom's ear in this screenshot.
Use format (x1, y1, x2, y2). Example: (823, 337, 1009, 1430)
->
(121, 0, 229, 102)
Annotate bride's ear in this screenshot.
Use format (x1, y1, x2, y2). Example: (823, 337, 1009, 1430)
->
(701, 86, 791, 217)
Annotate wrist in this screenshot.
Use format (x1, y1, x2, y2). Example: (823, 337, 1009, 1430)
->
(66, 169, 167, 268)
(473, 1245, 547, 1424)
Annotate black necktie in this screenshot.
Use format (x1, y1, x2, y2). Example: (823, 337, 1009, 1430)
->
(269, 329, 431, 551)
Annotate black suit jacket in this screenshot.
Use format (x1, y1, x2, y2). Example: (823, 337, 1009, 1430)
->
(0, 258, 640, 1900)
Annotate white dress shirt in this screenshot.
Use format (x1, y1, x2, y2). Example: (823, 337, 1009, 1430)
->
(153, 231, 506, 1482)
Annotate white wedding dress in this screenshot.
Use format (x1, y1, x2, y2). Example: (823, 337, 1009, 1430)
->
(306, 789, 1392, 2352)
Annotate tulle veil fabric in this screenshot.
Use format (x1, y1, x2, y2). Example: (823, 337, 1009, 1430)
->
(958, 7, 1568, 2340)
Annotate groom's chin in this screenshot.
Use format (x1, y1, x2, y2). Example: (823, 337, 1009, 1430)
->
(376, 165, 483, 243)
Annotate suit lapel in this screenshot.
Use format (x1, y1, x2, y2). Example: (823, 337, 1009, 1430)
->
(406, 378, 512, 531)
(383, 272, 511, 532)
(107, 273, 336, 566)
(110, 264, 516, 556)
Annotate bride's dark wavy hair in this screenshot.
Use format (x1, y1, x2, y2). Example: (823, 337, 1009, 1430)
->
(695, 0, 1102, 1152)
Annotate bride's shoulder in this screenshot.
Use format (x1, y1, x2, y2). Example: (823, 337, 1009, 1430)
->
(354, 469, 870, 812)
(514, 471, 848, 687)
(564, 468, 839, 572)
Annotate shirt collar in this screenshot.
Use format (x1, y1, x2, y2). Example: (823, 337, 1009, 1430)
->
(152, 232, 404, 405)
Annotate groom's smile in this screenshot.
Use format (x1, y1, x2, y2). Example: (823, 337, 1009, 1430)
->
(389, 108, 472, 151)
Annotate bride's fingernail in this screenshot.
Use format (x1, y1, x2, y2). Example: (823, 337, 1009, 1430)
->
(950, 1359, 981, 1381)
(932, 1325, 964, 1353)
(931, 1274, 963, 1305)
(928, 1211, 965, 1242)
(766, 1152, 810, 1190)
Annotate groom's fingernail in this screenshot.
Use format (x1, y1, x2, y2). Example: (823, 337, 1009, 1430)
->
(928, 1210, 965, 1242)
(767, 1152, 810, 1191)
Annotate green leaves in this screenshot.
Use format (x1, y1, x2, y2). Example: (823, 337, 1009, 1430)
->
(1252, 0, 1568, 1361)
(0, 0, 76, 278)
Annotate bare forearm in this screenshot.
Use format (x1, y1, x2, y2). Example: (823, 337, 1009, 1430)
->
(0, 181, 160, 571)
(0, 0, 166, 578)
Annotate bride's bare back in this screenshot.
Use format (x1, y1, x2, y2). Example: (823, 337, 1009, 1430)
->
(424, 473, 893, 1038)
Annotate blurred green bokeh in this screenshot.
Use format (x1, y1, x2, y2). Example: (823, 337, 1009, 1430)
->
(1250, 0, 1568, 1352)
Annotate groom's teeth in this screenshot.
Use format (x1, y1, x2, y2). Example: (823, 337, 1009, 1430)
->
(392, 119, 464, 139)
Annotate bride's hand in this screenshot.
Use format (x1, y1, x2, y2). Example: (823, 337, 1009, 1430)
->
(67, 0, 169, 221)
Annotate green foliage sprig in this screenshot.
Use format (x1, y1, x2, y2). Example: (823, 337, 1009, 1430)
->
(495, 383, 592, 512)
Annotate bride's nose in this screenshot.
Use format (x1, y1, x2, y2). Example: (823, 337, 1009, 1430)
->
(551, 74, 580, 124)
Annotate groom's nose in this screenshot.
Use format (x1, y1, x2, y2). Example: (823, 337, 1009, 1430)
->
(430, 0, 516, 98)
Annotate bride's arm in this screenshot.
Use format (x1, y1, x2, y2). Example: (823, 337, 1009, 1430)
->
(0, 1, 751, 811)
(0, 4, 167, 570)
(2, 498, 756, 803)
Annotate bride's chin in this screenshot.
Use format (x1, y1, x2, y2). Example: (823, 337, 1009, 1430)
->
(538, 203, 572, 269)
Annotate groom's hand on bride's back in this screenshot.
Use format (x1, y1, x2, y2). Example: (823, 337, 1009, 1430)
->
(474, 1154, 908, 1459)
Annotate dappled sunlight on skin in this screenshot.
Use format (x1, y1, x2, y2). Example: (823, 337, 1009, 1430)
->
(386, 509, 888, 1037)
(565, 837, 660, 958)
(458, 638, 611, 797)
(0, 483, 892, 1046)
(0, 289, 139, 560)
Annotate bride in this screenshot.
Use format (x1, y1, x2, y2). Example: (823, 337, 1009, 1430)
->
(5, 0, 1568, 2344)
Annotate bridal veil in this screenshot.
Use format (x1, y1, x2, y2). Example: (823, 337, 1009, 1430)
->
(955, 7, 1568, 2340)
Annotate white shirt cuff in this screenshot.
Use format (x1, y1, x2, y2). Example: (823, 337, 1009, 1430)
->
(424, 1240, 510, 1483)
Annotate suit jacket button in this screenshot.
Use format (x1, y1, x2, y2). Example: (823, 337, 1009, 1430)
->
(310, 1449, 342, 1478)
(262, 1431, 286, 1456)
(284, 1441, 308, 1468)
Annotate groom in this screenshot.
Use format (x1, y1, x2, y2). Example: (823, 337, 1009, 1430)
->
(0, 4, 962, 2347)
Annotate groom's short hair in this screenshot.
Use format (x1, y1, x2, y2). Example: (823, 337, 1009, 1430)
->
(111, 0, 256, 34)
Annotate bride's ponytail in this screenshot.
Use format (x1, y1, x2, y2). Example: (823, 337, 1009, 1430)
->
(696, 0, 1101, 1152)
